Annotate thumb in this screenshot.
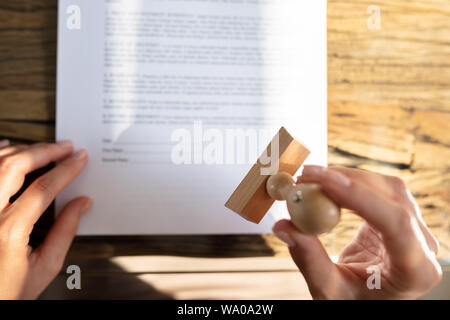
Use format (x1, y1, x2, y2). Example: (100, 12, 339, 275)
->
(31, 197, 92, 279)
(26, 197, 92, 299)
(273, 219, 338, 299)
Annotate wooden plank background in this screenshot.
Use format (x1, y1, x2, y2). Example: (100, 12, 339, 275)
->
(0, 0, 449, 299)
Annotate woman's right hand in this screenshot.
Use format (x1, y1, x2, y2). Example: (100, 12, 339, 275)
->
(273, 165, 442, 300)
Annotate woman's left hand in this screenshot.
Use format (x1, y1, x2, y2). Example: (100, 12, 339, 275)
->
(0, 140, 91, 299)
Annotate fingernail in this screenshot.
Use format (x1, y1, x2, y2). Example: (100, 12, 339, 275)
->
(80, 198, 93, 215)
(57, 140, 73, 149)
(274, 231, 296, 248)
(324, 169, 351, 187)
(302, 165, 325, 177)
(72, 149, 87, 160)
(0, 139, 10, 148)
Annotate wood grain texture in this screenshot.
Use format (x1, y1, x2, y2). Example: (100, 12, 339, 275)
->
(0, 0, 448, 286)
(40, 266, 450, 300)
(41, 264, 450, 299)
(40, 271, 313, 300)
(326, 0, 450, 258)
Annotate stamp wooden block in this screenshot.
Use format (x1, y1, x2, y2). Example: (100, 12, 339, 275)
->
(225, 127, 310, 223)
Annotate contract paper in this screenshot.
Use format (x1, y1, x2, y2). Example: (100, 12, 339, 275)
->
(56, 0, 327, 234)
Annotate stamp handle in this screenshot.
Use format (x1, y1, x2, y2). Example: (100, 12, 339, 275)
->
(266, 172, 341, 235)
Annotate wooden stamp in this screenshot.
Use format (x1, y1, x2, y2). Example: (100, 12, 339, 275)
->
(225, 127, 340, 235)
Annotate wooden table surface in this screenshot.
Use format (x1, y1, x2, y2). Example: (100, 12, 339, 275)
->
(0, 0, 449, 299)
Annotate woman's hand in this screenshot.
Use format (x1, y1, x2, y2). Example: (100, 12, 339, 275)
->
(0, 140, 91, 299)
(273, 165, 442, 300)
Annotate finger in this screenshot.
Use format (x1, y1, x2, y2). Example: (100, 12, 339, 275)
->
(300, 167, 426, 269)
(0, 141, 74, 209)
(404, 188, 440, 254)
(273, 220, 340, 299)
(0, 139, 9, 149)
(300, 165, 439, 254)
(28, 197, 92, 297)
(31, 197, 92, 276)
(299, 166, 404, 237)
(300, 166, 406, 203)
(27, 245, 33, 256)
(0, 145, 28, 158)
(1, 141, 73, 174)
(7, 149, 88, 229)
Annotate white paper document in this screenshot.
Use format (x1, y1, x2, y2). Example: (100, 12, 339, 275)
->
(56, 0, 327, 234)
